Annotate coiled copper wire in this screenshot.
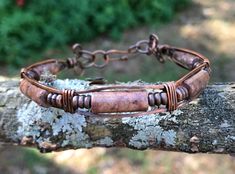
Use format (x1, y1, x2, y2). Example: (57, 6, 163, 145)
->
(62, 89, 75, 113)
(163, 82, 177, 112)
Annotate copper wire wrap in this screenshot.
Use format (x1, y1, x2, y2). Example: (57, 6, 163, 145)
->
(163, 82, 178, 112)
(46, 92, 92, 113)
(148, 82, 178, 111)
(19, 33, 211, 116)
(62, 89, 75, 113)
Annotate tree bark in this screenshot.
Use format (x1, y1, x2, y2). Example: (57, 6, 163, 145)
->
(0, 79, 234, 154)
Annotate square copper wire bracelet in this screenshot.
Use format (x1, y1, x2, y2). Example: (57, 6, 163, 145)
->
(20, 34, 211, 117)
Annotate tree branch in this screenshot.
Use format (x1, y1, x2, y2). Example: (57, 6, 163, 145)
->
(0, 79, 234, 154)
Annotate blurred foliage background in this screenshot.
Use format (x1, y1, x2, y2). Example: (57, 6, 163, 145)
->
(0, 0, 190, 67)
(0, 0, 235, 174)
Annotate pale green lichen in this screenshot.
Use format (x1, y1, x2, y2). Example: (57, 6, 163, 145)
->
(52, 111, 86, 135)
(16, 79, 115, 149)
(51, 79, 91, 91)
(212, 139, 218, 145)
(220, 120, 231, 128)
(122, 112, 179, 149)
(17, 102, 44, 138)
(17, 101, 91, 147)
(95, 137, 113, 146)
(226, 135, 235, 141)
(16, 79, 90, 147)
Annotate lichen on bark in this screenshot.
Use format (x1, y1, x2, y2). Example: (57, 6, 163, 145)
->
(0, 80, 234, 154)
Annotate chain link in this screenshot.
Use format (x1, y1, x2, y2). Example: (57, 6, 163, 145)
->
(71, 34, 163, 74)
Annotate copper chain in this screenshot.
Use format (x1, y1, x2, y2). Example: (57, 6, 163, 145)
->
(70, 34, 164, 74)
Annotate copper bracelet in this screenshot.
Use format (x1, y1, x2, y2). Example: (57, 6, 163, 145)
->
(20, 34, 211, 117)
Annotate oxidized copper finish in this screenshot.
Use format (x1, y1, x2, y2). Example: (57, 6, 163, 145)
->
(148, 92, 168, 107)
(46, 91, 92, 112)
(154, 92, 161, 106)
(25, 70, 40, 81)
(183, 69, 210, 99)
(171, 50, 202, 70)
(20, 79, 49, 107)
(160, 92, 168, 105)
(73, 94, 91, 109)
(91, 91, 149, 113)
(19, 34, 211, 116)
(176, 86, 189, 101)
